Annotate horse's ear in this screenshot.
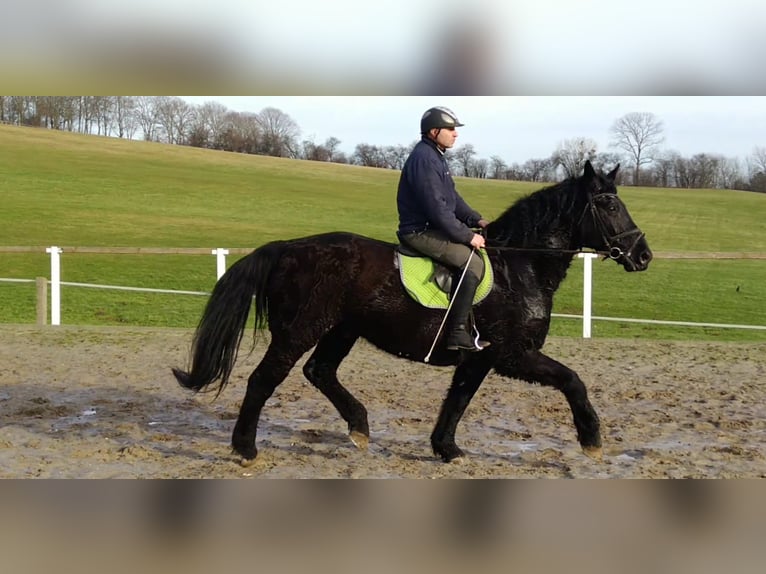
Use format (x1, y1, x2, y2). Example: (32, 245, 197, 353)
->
(607, 164, 620, 182)
(583, 160, 596, 180)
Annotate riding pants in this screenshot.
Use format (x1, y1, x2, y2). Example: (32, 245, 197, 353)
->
(400, 229, 485, 281)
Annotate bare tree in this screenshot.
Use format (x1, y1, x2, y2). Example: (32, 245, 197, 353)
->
(214, 111, 261, 154)
(154, 97, 195, 145)
(451, 143, 477, 177)
(592, 152, 622, 172)
(332, 152, 350, 165)
(750, 173, 766, 193)
(33, 96, 71, 130)
(747, 147, 766, 192)
(113, 96, 137, 138)
(2, 95, 89, 132)
(672, 153, 693, 188)
(610, 112, 665, 185)
(189, 101, 230, 149)
(15, 97, 35, 126)
(749, 146, 766, 176)
(299, 136, 348, 163)
(591, 152, 625, 184)
(489, 156, 507, 180)
(384, 145, 410, 170)
(59, 97, 79, 131)
(90, 96, 116, 136)
(237, 112, 263, 154)
(324, 137, 342, 162)
(669, 152, 720, 189)
(134, 96, 160, 141)
(652, 151, 678, 188)
(301, 138, 327, 162)
(690, 153, 720, 189)
(256, 107, 300, 158)
(552, 138, 598, 179)
(74, 96, 94, 133)
(521, 158, 555, 182)
(153, 97, 176, 143)
(472, 158, 489, 179)
(717, 157, 742, 190)
(352, 143, 387, 168)
(29, 96, 76, 129)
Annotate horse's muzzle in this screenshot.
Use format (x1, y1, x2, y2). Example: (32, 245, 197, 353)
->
(611, 230, 652, 272)
(622, 245, 653, 272)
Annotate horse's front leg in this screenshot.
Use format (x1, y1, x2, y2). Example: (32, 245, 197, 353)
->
(431, 352, 495, 463)
(512, 351, 602, 459)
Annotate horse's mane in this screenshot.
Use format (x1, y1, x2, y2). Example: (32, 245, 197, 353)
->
(487, 176, 584, 250)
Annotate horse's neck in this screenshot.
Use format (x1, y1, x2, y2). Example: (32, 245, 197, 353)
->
(488, 206, 581, 292)
(489, 190, 585, 255)
(488, 223, 577, 257)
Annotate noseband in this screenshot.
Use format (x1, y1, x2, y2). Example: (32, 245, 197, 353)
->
(584, 194, 645, 261)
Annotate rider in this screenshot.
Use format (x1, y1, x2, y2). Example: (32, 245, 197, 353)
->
(397, 106, 490, 352)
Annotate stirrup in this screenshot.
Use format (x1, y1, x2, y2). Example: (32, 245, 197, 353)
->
(471, 326, 491, 351)
(446, 327, 490, 352)
(446, 340, 490, 352)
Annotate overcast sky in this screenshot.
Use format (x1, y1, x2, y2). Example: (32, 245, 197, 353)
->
(180, 96, 766, 165)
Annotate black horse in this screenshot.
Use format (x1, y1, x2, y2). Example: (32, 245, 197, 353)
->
(173, 161, 652, 465)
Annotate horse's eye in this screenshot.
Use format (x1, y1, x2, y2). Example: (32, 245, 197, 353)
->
(597, 196, 619, 213)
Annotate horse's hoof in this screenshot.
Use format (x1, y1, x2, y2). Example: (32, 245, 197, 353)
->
(350, 431, 369, 451)
(435, 445, 466, 464)
(232, 445, 258, 467)
(239, 456, 257, 468)
(583, 446, 603, 461)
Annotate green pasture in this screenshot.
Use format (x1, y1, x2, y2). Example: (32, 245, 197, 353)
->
(1, 125, 765, 341)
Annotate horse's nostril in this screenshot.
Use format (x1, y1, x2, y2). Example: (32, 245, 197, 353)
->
(640, 250, 653, 264)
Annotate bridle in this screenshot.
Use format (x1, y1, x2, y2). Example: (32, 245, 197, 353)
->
(582, 193, 645, 262)
(483, 191, 645, 261)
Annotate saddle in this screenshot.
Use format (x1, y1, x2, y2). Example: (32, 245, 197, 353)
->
(394, 244, 494, 310)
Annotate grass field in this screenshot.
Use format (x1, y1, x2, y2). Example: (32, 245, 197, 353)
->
(2, 124, 765, 341)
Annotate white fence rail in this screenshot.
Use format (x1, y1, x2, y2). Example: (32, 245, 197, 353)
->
(1, 247, 765, 337)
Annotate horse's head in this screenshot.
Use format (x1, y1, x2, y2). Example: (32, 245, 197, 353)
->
(578, 161, 653, 272)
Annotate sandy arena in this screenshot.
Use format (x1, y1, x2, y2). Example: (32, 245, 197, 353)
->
(1, 325, 764, 478)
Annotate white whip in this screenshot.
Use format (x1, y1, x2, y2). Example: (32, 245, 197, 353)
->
(424, 249, 476, 363)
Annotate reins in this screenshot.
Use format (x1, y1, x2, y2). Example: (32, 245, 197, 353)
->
(484, 245, 610, 257)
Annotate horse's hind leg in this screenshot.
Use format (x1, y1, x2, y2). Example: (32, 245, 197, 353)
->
(516, 351, 602, 459)
(303, 324, 369, 450)
(231, 340, 310, 465)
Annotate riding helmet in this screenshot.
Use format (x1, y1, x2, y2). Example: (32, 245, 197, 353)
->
(420, 107, 465, 134)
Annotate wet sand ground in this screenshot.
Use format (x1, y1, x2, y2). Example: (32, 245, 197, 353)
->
(1, 325, 764, 478)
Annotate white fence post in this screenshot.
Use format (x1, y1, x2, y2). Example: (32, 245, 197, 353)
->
(579, 253, 598, 339)
(46, 246, 63, 326)
(212, 248, 229, 280)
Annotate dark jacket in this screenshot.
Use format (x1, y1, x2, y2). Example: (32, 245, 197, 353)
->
(397, 138, 482, 245)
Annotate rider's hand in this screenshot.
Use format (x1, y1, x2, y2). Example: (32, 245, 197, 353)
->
(470, 233, 486, 250)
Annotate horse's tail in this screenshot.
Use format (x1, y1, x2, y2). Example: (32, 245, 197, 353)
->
(172, 241, 284, 396)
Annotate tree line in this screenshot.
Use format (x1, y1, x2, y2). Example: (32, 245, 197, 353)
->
(2, 96, 764, 192)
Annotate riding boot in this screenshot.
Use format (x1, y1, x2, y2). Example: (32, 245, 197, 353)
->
(445, 271, 490, 352)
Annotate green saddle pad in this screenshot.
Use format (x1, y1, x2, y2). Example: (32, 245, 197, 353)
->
(397, 250, 494, 310)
